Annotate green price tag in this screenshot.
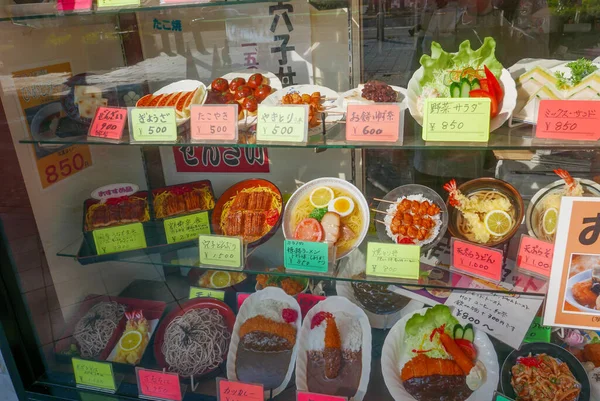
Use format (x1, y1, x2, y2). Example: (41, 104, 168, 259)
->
(494, 393, 515, 401)
(284, 239, 329, 273)
(97, 0, 139, 7)
(524, 316, 551, 343)
(422, 98, 491, 142)
(366, 242, 420, 279)
(72, 358, 116, 391)
(199, 235, 242, 268)
(256, 105, 308, 143)
(189, 286, 225, 300)
(164, 212, 211, 244)
(93, 223, 147, 255)
(130, 108, 177, 142)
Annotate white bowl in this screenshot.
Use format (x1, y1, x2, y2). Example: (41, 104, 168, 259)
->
(565, 270, 600, 314)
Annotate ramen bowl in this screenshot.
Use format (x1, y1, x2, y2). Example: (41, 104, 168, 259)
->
(446, 178, 524, 248)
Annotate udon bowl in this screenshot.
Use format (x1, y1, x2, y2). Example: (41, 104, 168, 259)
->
(526, 178, 600, 242)
(282, 177, 369, 259)
(375, 184, 448, 252)
(446, 178, 524, 248)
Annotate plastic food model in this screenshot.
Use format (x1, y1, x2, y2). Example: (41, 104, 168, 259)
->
(385, 197, 442, 245)
(256, 268, 308, 297)
(85, 194, 150, 230)
(281, 92, 324, 128)
(136, 85, 206, 119)
(153, 182, 215, 219)
(206, 73, 274, 120)
(360, 80, 399, 103)
(114, 310, 149, 365)
(511, 354, 581, 401)
(74, 85, 108, 119)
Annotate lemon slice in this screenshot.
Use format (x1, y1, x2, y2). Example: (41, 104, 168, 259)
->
(543, 207, 558, 235)
(484, 210, 513, 237)
(210, 271, 231, 288)
(309, 186, 334, 208)
(119, 330, 142, 352)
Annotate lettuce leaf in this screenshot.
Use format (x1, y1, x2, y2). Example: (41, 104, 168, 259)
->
(404, 305, 459, 359)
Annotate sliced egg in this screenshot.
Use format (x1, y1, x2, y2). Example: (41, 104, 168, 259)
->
(328, 196, 355, 217)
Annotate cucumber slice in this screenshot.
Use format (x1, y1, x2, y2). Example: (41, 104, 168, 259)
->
(459, 78, 471, 98)
(450, 82, 461, 98)
(471, 78, 481, 90)
(463, 324, 475, 342)
(453, 324, 465, 339)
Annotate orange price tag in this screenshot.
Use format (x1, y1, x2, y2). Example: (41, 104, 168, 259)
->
(137, 368, 181, 401)
(516, 235, 554, 278)
(345, 104, 402, 142)
(535, 100, 600, 141)
(37, 145, 92, 188)
(217, 378, 263, 401)
(297, 391, 347, 401)
(57, 0, 92, 11)
(451, 238, 503, 282)
(190, 104, 238, 142)
(88, 107, 127, 140)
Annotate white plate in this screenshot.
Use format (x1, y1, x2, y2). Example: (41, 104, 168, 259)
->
(381, 307, 500, 401)
(341, 85, 407, 109)
(406, 68, 517, 133)
(153, 80, 207, 126)
(565, 270, 600, 314)
(296, 296, 371, 401)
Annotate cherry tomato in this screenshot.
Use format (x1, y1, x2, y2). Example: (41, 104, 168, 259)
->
(220, 92, 234, 104)
(229, 77, 246, 92)
(211, 78, 229, 92)
(242, 95, 258, 112)
(293, 218, 324, 242)
(254, 84, 272, 101)
(247, 73, 264, 89)
(469, 89, 498, 118)
(234, 85, 253, 101)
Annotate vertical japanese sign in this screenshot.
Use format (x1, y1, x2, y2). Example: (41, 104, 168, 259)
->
(12, 63, 93, 188)
(544, 198, 600, 329)
(173, 146, 270, 173)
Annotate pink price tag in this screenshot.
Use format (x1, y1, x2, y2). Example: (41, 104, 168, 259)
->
(296, 293, 326, 318)
(345, 104, 401, 142)
(237, 293, 251, 312)
(535, 100, 600, 141)
(451, 238, 503, 282)
(137, 368, 181, 401)
(297, 391, 347, 401)
(88, 107, 127, 140)
(218, 379, 263, 401)
(57, 0, 92, 11)
(191, 104, 238, 142)
(516, 235, 554, 278)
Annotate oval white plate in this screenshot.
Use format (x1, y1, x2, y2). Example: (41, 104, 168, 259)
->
(565, 270, 600, 314)
(341, 85, 407, 109)
(153, 80, 207, 126)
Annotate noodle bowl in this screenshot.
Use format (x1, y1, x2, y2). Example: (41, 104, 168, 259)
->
(74, 301, 126, 358)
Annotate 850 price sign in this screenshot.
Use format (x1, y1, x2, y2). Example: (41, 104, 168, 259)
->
(535, 100, 600, 141)
(38, 145, 92, 188)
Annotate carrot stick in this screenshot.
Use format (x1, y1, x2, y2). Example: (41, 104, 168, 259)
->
(440, 332, 474, 374)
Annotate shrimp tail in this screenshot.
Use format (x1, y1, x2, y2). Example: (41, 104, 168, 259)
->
(443, 179, 460, 207)
(554, 169, 575, 187)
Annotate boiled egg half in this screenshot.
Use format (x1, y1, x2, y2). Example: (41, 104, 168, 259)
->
(328, 196, 354, 217)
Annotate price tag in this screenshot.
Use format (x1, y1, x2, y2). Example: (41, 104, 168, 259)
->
(91, 183, 139, 200)
(535, 100, 600, 141)
(523, 316, 551, 343)
(345, 104, 402, 143)
(164, 212, 210, 244)
(237, 292, 251, 311)
(256, 105, 308, 143)
(88, 107, 127, 140)
(97, 0, 139, 7)
(297, 391, 347, 401)
(189, 286, 225, 300)
(516, 235, 554, 278)
(296, 293, 326, 318)
(38, 145, 92, 188)
(190, 104, 238, 142)
(493, 393, 515, 401)
(130, 108, 177, 142)
(451, 238, 503, 282)
(72, 358, 116, 391)
(199, 235, 242, 269)
(422, 98, 491, 142)
(57, 0, 92, 11)
(217, 378, 263, 401)
(93, 223, 147, 255)
(365, 242, 420, 279)
(136, 368, 182, 401)
(284, 240, 329, 273)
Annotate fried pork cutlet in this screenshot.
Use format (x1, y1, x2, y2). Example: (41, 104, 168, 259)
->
(400, 354, 464, 382)
(572, 280, 598, 308)
(239, 316, 296, 352)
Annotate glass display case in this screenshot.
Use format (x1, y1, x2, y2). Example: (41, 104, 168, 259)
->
(0, 0, 599, 400)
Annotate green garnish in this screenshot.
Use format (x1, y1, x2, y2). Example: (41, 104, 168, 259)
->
(309, 207, 328, 222)
(554, 58, 598, 89)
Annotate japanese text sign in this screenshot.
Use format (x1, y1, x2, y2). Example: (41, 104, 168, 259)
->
(130, 108, 177, 142)
(88, 107, 127, 140)
(136, 368, 182, 401)
(517, 235, 554, 278)
(296, 293, 326, 318)
(366, 242, 420, 279)
(256, 105, 308, 143)
(297, 391, 347, 401)
(93, 223, 147, 255)
(493, 393, 515, 401)
(191, 104, 238, 142)
(451, 238, 503, 282)
(72, 358, 116, 391)
(189, 286, 225, 301)
(199, 235, 242, 269)
(91, 183, 138, 200)
(535, 100, 600, 141)
(57, 0, 92, 12)
(164, 212, 211, 244)
(422, 98, 491, 142)
(284, 240, 329, 273)
(217, 378, 263, 401)
(345, 104, 402, 143)
(97, 0, 140, 7)
(523, 316, 551, 343)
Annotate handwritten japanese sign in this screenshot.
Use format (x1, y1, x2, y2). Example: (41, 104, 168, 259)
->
(297, 391, 347, 401)
(130, 108, 177, 142)
(93, 223, 147, 255)
(189, 286, 225, 301)
(97, 0, 139, 7)
(296, 293, 326, 318)
(451, 238, 503, 282)
(256, 105, 308, 143)
(535, 100, 600, 141)
(517, 235, 554, 278)
(72, 358, 116, 391)
(164, 212, 210, 244)
(366, 242, 420, 279)
(191, 104, 238, 142)
(91, 183, 138, 200)
(57, 0, 92, 12)
(217, 378, 263, 401)
(88, 107, 127, 140)
(199, 235, 242, 269)
(284, 240, 328, 273)
(345, 104, 402, 143)
(136, 368, 181, 401)
(523, 316, 551, 343)
(422, 98, 491, 142)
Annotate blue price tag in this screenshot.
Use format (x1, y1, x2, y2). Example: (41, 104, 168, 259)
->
(284, 239, 328, 273)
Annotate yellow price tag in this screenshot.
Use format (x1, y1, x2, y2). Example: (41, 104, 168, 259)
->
(72, 358, 116, 391)
(366, 242, 420, 279)
(97, 0, 139, 7)
(189, 286, 225, 300)
(130, 108, 177, 142)
(164, 212, 211, 244)
(422, 98, 491, 142)
(198, 235, 242, 268)
(256, 105, 308, 143)
(93, 223, 147, 255)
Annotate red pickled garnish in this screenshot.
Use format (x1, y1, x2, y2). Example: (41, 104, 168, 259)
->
(517, 356, 542, 368)
(282, 308, 298, 323)
(311, 311, 333, 329)
(265, 209, 280, 226)
(397, 237, 414, 244)
(429, 324, 446, 342)
(412, 349, 432, 353)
